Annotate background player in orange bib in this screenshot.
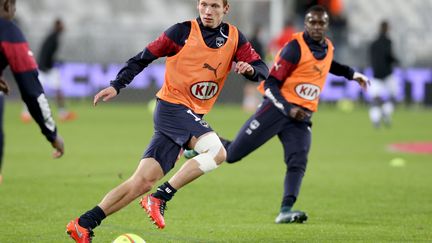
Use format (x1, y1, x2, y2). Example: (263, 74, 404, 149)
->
(66, 0, 268, 241)
(226, 5, 369, 223)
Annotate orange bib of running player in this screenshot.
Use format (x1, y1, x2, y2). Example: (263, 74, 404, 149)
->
(258, 32, 333, 112)
(156, 20, 239, 114)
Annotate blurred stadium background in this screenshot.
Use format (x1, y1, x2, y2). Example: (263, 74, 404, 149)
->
(2, 1, 432, 242)
(6, 0, 432, 106)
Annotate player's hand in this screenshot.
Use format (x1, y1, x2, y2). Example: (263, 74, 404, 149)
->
(51, 135, 64, 158)
(93, 86, 117, 106)
(353, 72, 370, 91)
(289, 106, 310, 121)
(0, 77, 10, 95)
(234, 61, 254, 76)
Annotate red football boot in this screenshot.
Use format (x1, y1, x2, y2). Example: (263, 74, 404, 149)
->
(140, 194, 167, 229)
(66, 218, 94, 243)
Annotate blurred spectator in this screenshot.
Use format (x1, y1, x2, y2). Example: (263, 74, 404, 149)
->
(368, 20, 399, 128)
(243, 25, 265, 112)
(21, 18, 76, 123)
(268, 19, 296, 57)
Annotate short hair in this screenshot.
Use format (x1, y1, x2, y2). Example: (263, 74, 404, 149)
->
(305, 5, 328, 16)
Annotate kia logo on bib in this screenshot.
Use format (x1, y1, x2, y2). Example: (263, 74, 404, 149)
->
(191, 81, 219, 100)
(295, 83, 321, 101)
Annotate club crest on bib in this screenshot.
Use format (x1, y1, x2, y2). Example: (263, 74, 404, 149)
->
(199, 120, 210, 128)
(191, 81, 219, 100)
(216, 37, 225, 47)
(295, 83, 321, 101)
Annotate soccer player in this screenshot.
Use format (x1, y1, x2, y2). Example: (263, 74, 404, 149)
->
(185, 5, 370, 224)
(368, 20, 398, 128)
(66, 0, 268, 241)
(0, 0, 65, 184)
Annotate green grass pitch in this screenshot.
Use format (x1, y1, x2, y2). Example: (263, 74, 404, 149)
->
(0, 101, 431, 242)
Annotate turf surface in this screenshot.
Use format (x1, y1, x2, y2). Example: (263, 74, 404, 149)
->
(0, 101, 431, 242)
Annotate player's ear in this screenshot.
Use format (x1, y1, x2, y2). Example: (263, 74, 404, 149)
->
(5, 0, 12, 12)
(223, 4, 229, 14)
(2, 0, 8, 12)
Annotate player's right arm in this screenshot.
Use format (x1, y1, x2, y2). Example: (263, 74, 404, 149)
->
(0, 21, 64, 157)
(108, 22, 190, 96)
(263, 40, 309, 120)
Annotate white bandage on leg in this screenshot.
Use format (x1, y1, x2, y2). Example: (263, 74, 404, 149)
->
(194, 133, 223, 157)
(194, 153, 218, 173)
(193, 133, 223, 173)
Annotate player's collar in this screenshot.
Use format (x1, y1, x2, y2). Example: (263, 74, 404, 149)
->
(303, 31, 327, 48)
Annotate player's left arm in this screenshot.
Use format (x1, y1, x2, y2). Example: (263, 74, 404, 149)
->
(330, 60, 370, 91)
(233, 30, 269, 81)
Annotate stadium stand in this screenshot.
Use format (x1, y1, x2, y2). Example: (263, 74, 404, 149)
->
(344, 0, 432, 67)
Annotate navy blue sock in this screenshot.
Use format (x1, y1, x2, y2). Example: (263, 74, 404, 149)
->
(78, 206, 106, 229)
(281, 195, 296, 211)
(152, 182, 177, 201)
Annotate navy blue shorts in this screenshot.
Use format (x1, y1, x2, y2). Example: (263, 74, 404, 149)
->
(143, 99, 213, 174)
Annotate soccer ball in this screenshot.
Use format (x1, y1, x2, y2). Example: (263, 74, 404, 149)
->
(336, 99, 354, 113)
(112, 233, 146, 243)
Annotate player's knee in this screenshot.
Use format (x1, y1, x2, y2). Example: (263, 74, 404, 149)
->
(194, 132, 224, 172)
(286, 157, 307, 173)
(287, 165, 306, 175)
(213, 146, 226, 165)
(194, 133, 223, 156)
